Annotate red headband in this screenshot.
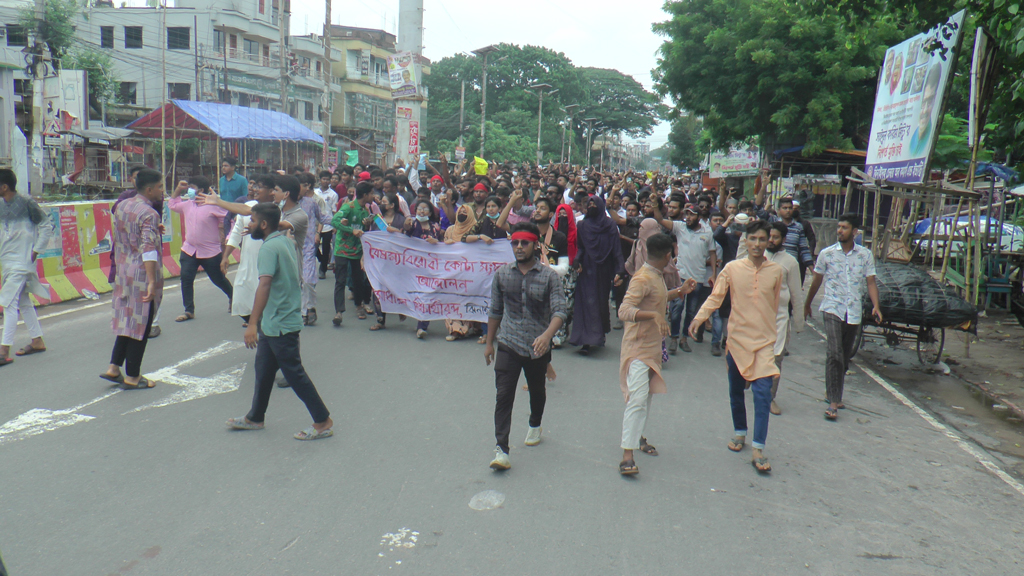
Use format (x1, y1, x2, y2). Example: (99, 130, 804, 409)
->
(473, 183, 488, 191)
(510, 231, 539, 243)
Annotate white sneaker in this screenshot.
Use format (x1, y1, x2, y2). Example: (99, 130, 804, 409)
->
(525, 426, 542, 446)
(489, 446, 510, 470)
(416, 329, 426, 339)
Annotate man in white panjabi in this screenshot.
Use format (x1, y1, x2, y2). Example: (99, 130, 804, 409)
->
(0, 168, 55, 366)
(221, 174, 275, 325)
(765, 221, 804, 416)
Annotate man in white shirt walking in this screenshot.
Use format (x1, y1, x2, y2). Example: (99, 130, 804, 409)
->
(656, 203, 717, 353)
(804, 214, 883, 421)
(766, 222, 804, 415)
(314, 171, 338, 280)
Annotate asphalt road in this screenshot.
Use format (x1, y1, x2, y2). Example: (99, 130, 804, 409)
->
(1, 275, 1023, 575)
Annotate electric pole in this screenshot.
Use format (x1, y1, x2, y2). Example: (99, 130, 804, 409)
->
(524, 84, 557, 164)
(458, 79, 465, 147)
(584, 117, 598, 167)
(322, 0, 332, 167)
(28, 0, 49, 196)
(472, 45, 498, 158)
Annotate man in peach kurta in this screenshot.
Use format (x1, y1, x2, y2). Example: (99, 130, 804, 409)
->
(691, 220, 782, 473)
(616, 234, 696, 475)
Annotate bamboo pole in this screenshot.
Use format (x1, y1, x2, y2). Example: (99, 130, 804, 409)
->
(939, 195, 965, 281)
(870, 187, 882, 258)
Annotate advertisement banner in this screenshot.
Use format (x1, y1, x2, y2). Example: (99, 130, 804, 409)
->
(865, 10, 966, 183)
(396, 106, 413, 120)
(455, 146, 466, 160)
(362, 232, 513, 322)
(408, 121, 420, 156)
(360, 49, 371, 79)
(707, 146, 759, 178)
(387, 52, 419, 99)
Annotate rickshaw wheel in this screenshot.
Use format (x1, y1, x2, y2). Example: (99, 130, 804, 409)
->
(917, 327, 945, 365)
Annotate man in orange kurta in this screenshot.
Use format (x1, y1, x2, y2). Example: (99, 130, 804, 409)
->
(617, 234, 696, 475)
(691, 220, 783, 473)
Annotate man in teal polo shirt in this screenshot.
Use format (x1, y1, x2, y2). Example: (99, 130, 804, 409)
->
(218, 157, 248, 202)
(227, 202, 333, 441)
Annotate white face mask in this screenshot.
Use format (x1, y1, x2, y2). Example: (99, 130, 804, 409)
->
(415, 215, 430, 223)
(486, 213, 499, 219)
(186, 188, 197, 200)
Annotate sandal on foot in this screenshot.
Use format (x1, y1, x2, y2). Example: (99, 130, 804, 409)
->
(639, 437, 658, 456)
(227, 417, 264, 430)
(752, 457, 772, 473)
(120, 377, 155, 390)
(477, 335, 487, 344)
(0, 357, 13, 367)
(837, 402, 846, 409)
(727, 436, 745, 452)
(619, 460, 639, 475)
(99, 372, 125, 385)
(825, 408, 838, 420)
(15, 345, 46, 356)
(357, 309, 367, 320)
(294, 426, 333, 441)
(369, 322, 385, 331)
(175, 312, 195, 322)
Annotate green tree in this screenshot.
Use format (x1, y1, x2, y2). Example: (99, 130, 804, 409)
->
(666, 114, 707, 169)
(19, 0, 80, 67)
(579, 68, 666, 138)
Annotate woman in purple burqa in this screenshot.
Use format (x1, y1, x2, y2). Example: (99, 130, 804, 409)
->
(569, 195, 624, 354)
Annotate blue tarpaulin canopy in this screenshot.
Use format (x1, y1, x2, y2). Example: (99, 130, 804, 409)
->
(127, 100, 324, 144)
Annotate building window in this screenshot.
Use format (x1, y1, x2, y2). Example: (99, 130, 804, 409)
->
(259, 0, 265, 14)
(14, 79, 31, 96)
(167, 27, 190, 50)
(213, 29, 223, 52)
(167, 83, 191, 100)
(100, 26, 114, 48)
(243, 38, 259, 56)
(124, 26, 143, 49)
(119, 82, 137, 105)
(373, 60, 387, 84)
(5, 24, 27, 47)
(262, 44, 270, 65)
(304, 101, 314, 121)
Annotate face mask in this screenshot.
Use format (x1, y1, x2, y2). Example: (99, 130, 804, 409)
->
(278, 200, 286, 209)
(486, 213, 499, 219)
(415, 215, 430, 223)
(186, 188, 197, 200)
(457, 213, 468, 223)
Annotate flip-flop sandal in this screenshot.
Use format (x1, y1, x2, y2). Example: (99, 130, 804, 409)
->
(727, 437, 745, 452)
(226, 417, 265, 430)
(619, 460, 639, 475)
(639, 437, 658, 456)
(294, 426, 333, 441)
(0, 357, 13, 367)
(175, 313, 195, 322)
(99, 372, 125, 385)
(824, 408, 838, 421)
(357, 310, 367, 320)
(15, 345, 46, 356)
(369, 322, 385, 331)
(120, 377, 155, 390)
(752, 457, 772, 473)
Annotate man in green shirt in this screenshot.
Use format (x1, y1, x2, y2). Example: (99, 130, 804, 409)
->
(331, 180, 375, 326)
(227, 203, 333, 441)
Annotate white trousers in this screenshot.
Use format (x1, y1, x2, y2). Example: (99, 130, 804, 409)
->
(2, 288, 43, 347)
(301, 281, 316, 314)
(621, 359, 654, 450)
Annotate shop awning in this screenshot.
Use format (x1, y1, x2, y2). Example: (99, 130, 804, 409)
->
(127, 100, 324, 144)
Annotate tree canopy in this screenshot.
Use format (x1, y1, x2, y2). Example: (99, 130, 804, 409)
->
(424, 44, 663, 162)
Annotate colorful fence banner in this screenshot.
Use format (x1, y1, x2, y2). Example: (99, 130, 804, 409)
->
(362, 232, 514, 322)
(386, 52, 419, 99)
(865, 10, 966, 183)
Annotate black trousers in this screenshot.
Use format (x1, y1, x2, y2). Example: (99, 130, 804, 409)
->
(334, 255, 371, 312)
(247, 329, 330, 424)
(110, 306, 154, 378)
(493, 343, 550, 454)
(824, 312, 860, 404)
(318, 231, 334, 273)
(180, 251, 233, 314)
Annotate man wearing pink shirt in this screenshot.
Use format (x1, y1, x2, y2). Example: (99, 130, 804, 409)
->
(169, 176, 234, 322)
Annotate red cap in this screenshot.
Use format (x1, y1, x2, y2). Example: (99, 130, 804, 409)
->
(358, 171, 372, 181)
(473, 183, 488, 192)
(430, 174, 443, 182)
(683, 203, 698, 214)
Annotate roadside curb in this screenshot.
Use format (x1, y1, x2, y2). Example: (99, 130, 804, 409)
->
(949, 366, 1024, 422)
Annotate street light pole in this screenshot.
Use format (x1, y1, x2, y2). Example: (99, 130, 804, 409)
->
(472, 45, 498, 158)
(525, 84, 557, 164)
(458, 79, 465, 148)
(584, 117, 598, 167)
(560, 104, 578, 165)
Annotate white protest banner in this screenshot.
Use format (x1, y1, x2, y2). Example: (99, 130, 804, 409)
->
(362, 232, 514, 322)
(707, 145, 759, 178)
(865, 10, 965, 183)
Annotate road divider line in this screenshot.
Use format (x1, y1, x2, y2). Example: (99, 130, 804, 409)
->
(807, 321, 1024, 497)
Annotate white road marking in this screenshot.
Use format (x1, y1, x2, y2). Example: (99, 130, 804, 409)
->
(807, 322, 1024, 497)
(0, 389, 121, 445)
(125, 340, 247, 414)
(16, 281, 189, 324)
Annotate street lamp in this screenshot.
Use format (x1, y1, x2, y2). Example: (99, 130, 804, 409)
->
(584, 117, 598, 167)
(524, 83, 558, 164)
(560, 103, 578, 164)
(472, 45, 499, 158)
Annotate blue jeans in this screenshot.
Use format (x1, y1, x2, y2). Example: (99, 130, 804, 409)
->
(711, 310, 723, 345)
(726, 352, 772, 450)
(669, 284, 711, 338)
(247, 329, 330, 424)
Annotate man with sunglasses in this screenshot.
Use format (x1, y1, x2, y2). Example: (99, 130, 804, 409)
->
(485, 222, 568, 471)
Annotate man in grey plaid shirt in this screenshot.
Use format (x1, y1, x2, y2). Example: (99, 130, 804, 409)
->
(485, 222, 568, 470)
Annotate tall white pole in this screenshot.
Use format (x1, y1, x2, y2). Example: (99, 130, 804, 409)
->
(458, 80, 465, 148)
(29, 0, 47, 195)
(161, 1, 167, 180)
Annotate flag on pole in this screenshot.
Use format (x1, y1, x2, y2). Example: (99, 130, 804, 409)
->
(346, 150, 359, 166)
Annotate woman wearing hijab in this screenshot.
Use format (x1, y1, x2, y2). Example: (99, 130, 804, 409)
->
(551, 202, 578, 348)
(569, 195, 625, 355)
(443, 204, 492, 341)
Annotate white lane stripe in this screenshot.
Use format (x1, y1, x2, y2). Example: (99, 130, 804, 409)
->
(808, 322, 1024, 497)
(16, 282, 182, 324)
